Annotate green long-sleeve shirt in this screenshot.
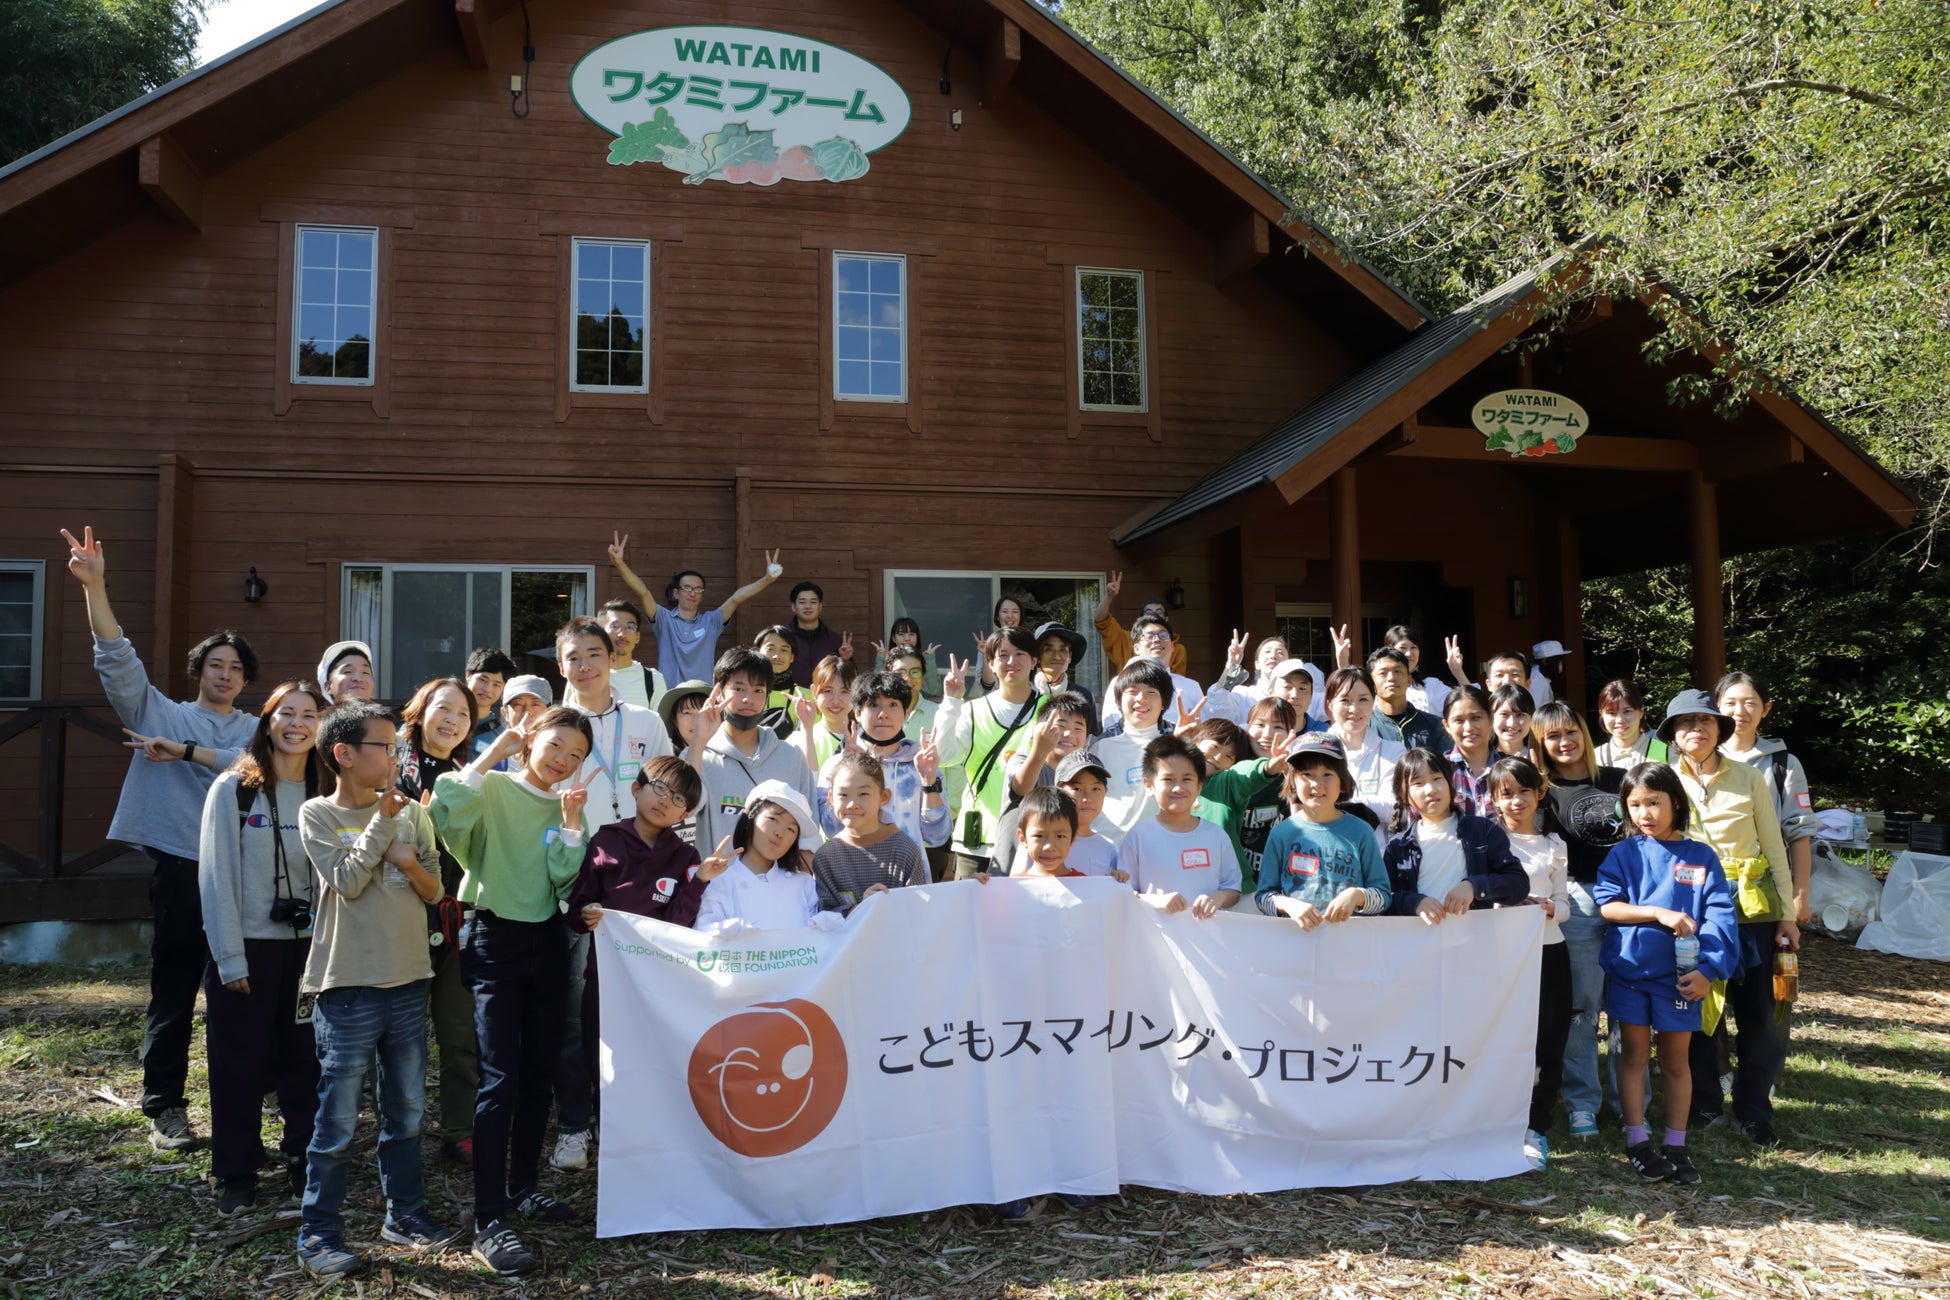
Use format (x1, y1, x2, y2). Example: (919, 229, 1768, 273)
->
(1195, 758, 1285, 895)
(430, 769, 587, 923)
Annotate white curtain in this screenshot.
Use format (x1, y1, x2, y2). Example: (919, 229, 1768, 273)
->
(343, 567, 383, 680)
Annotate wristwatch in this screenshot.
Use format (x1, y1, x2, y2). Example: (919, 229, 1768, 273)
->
(922, 779, 943, 794)
(181, 742, 196, 765)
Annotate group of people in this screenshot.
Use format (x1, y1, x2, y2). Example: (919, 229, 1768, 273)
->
(62, 525, 1817, 1278)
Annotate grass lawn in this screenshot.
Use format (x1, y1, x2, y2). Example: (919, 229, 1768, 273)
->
(0, 933, 1945, 1297)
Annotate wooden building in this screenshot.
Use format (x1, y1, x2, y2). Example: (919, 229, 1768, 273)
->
(0, 0, 1913, 920)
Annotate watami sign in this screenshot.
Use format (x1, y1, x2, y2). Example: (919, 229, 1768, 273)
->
(1470, 388, 1590, 457)
(570, 26, 913, 186)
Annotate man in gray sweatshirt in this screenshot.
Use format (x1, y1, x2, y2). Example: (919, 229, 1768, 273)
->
(61, 527, 258, 1152)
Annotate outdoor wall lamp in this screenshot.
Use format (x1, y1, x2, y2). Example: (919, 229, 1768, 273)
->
(1166, 578, 1186, 610)
(1508, 577, 1528, 619)
(244, 567, 268, 603)
(950, 108, 963, 130)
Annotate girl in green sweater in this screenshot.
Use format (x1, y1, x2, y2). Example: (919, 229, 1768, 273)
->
(429, 706, 591, 1277)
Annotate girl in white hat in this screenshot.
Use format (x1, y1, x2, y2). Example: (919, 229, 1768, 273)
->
(695, 780, 841, 933)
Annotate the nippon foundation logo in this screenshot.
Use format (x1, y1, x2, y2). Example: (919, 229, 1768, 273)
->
(687, 1000, 847, 1157)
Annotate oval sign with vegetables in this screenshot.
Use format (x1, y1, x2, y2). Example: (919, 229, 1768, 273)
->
(570, 25, 913, 186)
(1471, 388, 1591, 457)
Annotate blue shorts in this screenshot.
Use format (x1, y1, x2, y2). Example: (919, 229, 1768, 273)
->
(1605, 973, 1702, 1034)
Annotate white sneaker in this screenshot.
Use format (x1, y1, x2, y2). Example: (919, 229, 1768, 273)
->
(1568, 1110, 1598, 1138)
(1523, 1129, 1549, 1171)
(550, 1128, 591, 1171)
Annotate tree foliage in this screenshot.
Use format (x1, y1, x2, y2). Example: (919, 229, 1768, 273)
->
(1582, 542, 1950, 808)
(0, 0, 204, 165)
(1055, 0, 1950, 539)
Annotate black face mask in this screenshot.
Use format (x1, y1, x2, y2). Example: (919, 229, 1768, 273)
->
(725, 711, 763, 732)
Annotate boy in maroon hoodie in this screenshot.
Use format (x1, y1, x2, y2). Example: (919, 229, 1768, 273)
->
(560, 756, 726, 1162)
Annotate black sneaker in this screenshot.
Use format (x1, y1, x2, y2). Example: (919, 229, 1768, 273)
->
(1739, 1119, 1781, 1148)
(216, 1175, 256, 1217)
(1662, 1145, 1701, 1185)
(284, 1155, 307, 1199)
(1054, 1193, 1098, 1210)
(1625, 1140, 1675, 1181)
(472, 1220, 539, 1275)
(513, 1190, 578, 1224)
(382, 1208, 460, 1249)
(994, 1198, 1031, 1221)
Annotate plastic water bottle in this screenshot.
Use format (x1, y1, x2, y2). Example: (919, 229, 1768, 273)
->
(1852, 807, 1869, 849)
(1673, 933, 1700, 975)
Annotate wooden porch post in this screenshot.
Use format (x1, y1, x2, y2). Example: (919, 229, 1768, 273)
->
(733, 466, 753, 646)
(1556, 517, 1585, 708)
(1689, 471, 1726, 685)
(153, 454, 196, 689)
(1330, 468, 1361, 636)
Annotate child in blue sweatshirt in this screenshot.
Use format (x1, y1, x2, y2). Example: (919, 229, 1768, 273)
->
(1593, 762, 1738, 1187)
(1256, 733, 1390, 928)
(1382, 748, 1529, 923)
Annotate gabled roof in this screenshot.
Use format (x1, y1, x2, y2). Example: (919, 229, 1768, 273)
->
(1116, 260, 1553, 545)
(1115, 245, 1917, 547)
(0, 0, 1432, 334)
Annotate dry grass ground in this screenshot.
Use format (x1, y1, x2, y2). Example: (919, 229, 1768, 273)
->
(0, 933, 1946, 1298)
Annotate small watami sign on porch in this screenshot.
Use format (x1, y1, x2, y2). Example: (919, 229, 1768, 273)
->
(570, 26, 913, 187)
(1471, 388, 1590, 457)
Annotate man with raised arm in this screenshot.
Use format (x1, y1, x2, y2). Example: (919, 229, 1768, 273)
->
(604, 533, 787, 687)
(61, 526, 260, 1153)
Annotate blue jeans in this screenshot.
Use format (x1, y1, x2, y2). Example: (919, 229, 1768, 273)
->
(1559, 880, 1608, 1117)
(300, 981, 430, 1241)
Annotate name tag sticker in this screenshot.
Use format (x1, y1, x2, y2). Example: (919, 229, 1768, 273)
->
(1674, 864, 1707, 886)
(1125, 766, 1144, 787)
(1181, 848, 1210, 871)
(542, 826, 564, 846)
(1795, 791, 1812, 810)
(617, 761, 642, 782)
(336, 829, 361, 847)
(1288, 852, 1320, 877)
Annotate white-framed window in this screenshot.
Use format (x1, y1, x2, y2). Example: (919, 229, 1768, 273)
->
(292, 224, 378, 385)
(834, 251, 906, 401)
(883, 570, 1107, 696)
(1077, 267, 1146, 410)
(1274, 601, 1410, 670)
(571, 238, 650, 393)
(0, 560, 45, 702)
(342, 564, 595, 698)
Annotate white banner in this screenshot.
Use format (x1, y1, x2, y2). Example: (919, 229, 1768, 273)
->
(594, 879, 1542, 1236)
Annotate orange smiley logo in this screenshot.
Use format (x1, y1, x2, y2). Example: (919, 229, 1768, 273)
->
(687, 999, 847, 1158)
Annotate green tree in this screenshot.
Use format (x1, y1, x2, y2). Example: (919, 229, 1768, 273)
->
(0, 0, 205, 164)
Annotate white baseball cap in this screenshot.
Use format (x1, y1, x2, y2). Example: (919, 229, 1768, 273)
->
(315, 640, 372, 703)
(1531, 640, 1569, 660)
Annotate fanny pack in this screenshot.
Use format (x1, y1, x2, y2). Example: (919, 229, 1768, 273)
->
(1722, 854, 1784, 923)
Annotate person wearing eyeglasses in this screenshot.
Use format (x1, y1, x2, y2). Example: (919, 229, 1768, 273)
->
(603, 531, 786, 686)
(1100, 613, 1204, 734)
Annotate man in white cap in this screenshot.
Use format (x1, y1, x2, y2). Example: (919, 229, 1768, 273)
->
(1529, 640, 1569, 708)
(316, 641, 375, 704)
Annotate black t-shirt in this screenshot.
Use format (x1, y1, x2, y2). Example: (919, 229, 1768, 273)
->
(1544, 769, 1626, 883)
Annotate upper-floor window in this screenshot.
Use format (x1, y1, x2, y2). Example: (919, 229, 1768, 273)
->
(834, 252, 906, 402)
(1077, 267, 1146, 410)
(572, 239, 649, 393)
(292, 225, 377, 385)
